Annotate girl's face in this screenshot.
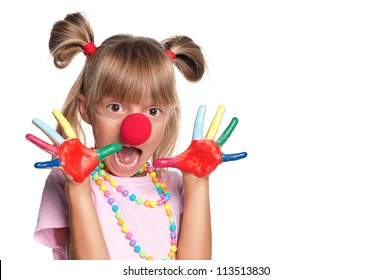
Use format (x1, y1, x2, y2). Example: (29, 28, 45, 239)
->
(80, 95, 171, 177)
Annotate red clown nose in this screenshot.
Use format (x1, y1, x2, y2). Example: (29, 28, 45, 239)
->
(120, 113, 152, 146)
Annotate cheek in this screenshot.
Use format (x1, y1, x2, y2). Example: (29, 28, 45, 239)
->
(91, 118, 120, 148)
(147, 125, 166, 148)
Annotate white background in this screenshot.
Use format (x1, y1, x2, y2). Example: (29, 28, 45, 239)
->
(1, 0, 392, 279)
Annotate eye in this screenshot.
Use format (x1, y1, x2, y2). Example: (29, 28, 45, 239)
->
(107, 103, 124, 113)
(147, 107, 162, 117)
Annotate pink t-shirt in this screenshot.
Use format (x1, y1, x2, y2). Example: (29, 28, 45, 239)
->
(34, 169, 184, 260)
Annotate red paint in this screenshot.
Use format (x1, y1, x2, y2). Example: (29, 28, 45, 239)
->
(58, 138, 99, 183)
(177, 140, 222, 177)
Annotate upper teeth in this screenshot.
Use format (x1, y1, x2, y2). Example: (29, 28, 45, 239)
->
(114, 152, 139, 169)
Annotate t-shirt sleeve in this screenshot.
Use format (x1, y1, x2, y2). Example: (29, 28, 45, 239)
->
(34, 169, 69, 259)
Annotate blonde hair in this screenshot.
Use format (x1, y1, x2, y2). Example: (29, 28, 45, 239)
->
(49, 12, 206, 159)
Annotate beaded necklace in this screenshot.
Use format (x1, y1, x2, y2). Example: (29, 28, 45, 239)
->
(91, 162, 178, 260)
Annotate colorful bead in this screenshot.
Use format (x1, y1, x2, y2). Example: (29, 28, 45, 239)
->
(92, 161, 176, 260)
(121, 225, 128, 233)
(136, 198, 143, 205)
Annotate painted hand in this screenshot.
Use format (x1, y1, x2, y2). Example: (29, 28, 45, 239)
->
(26, 110, 121, 183)
(153, 105, 247, 177)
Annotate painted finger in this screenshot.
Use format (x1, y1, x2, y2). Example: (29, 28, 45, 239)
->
(152, 157, 179, 169)
(216, 117, 238, 147)
(97, 143, 122, 161)
(222, 152, 248, 162)
(52, 109, 77, 139)
(206, 105, 225, 140)
(26, 133, 59, 155)
(34, 158, 61, 168)
(193, 105, 206, 140)
(32, 118, 65, 145)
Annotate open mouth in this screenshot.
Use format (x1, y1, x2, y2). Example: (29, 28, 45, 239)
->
(114, 145, 141, 170)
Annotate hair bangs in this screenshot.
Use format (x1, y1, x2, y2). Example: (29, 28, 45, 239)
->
(86, 36, 177, 107)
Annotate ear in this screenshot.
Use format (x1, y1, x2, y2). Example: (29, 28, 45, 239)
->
(78, 95, 91, 124)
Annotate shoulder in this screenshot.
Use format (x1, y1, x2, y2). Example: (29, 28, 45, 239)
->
(45, 169, 66, 188)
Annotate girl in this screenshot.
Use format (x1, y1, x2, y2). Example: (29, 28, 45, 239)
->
(29, 12, 245, 260)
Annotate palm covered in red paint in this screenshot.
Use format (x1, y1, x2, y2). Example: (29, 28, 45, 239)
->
(153, 105, 247, 177)
(26, 110, 121, 183)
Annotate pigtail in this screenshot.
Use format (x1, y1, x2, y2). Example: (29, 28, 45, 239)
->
(161, 36, 206, 82)
(49, 12, 95, 143)
(49, 12, 94, 69)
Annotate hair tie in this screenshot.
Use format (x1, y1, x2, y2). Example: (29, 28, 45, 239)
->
(83, 42, 97, 56)
(166, 50, 176, 61)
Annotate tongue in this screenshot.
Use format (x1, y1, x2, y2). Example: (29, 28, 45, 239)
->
(117, 146, 139, 164)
